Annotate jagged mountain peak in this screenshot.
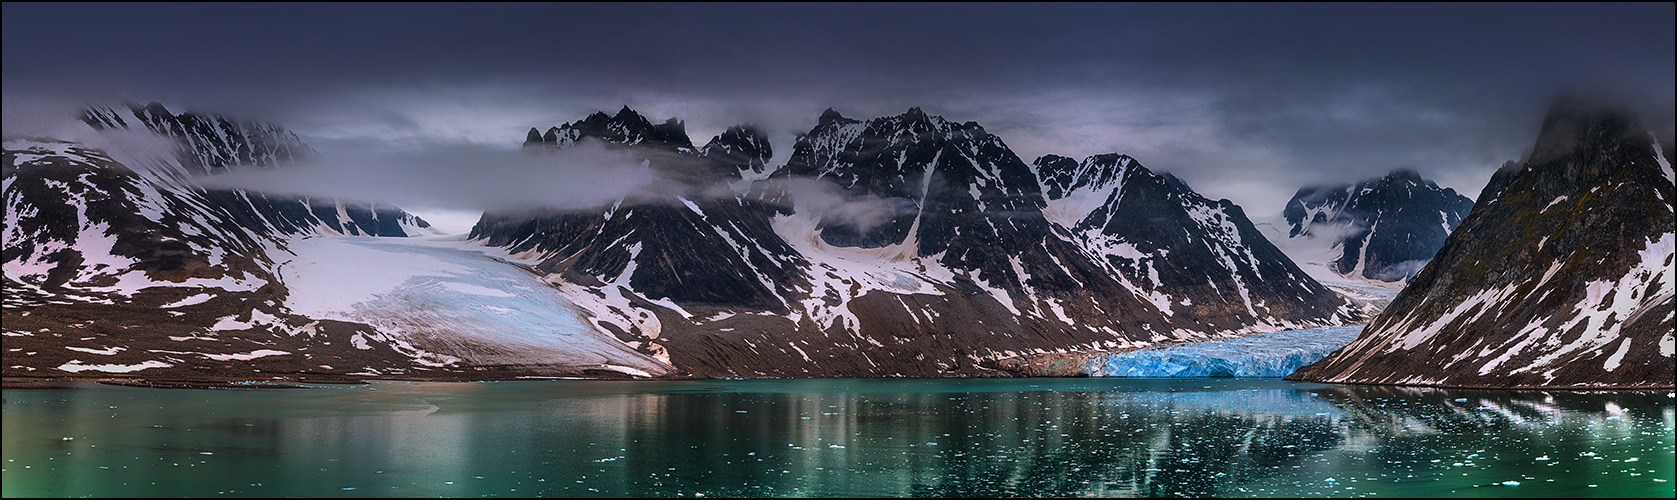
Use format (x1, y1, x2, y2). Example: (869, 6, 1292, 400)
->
(700, 125, 773, 180)
(878, 107, 958, 133)
(816, 107, 854, 126)
(524, 106, 694, 150)
(779, 108, 1040, 249)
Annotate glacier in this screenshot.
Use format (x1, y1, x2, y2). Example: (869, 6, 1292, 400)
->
(277, 235, 672, 376)
(1081, 326, 1364, 377)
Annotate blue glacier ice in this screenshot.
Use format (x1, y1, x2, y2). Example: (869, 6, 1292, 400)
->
(1082, 326, 1364, 377)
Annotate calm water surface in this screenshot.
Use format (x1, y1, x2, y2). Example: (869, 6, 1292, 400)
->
(3, 378, 1672, 497)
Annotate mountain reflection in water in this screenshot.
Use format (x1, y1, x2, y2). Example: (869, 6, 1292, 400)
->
(3, 379, 1671, 497)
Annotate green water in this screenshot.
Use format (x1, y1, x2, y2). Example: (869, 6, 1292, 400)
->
(2, 378, 1671, 497)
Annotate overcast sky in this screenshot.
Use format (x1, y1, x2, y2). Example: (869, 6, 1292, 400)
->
(4, 3, 1673, 232)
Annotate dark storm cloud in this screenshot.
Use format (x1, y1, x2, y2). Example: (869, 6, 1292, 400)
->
(4, 3, 1672, 216)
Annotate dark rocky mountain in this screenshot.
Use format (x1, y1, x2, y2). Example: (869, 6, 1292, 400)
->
(81, 102, 434, 237)
(1034, 153, 1358, 334)
(523, 105, 694, 151)
(1289, 101, 1676, 388)
(471, 107, 1359, 378)
(1279, 170, 1475, 282)
(480, 110, 807, 368)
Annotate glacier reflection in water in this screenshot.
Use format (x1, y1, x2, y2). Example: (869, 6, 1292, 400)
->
(3, 378, 1672, 498)
(1082, 326, 1365, 377)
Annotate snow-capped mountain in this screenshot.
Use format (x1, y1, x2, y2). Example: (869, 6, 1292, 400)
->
(81, 102, 435, 237)
(1290, 100, 1676, 388)
(1268, 170, 1475, 283)
(1034, 153, 1358, 334)
(472, 107, 1359, 377)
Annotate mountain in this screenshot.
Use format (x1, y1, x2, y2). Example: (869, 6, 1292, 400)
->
(2, 137, 435, 382)
(1034, 153, 1359, 334)
(471, 107, 1359, 378)
(4, 104, 678, 383)
(1271, 169, 1475, 283)
(523, 105, 694, 151)
(81, 102, 435, 237)
(1289, 101, 1676, 388)
(6, 104, 1364, 382)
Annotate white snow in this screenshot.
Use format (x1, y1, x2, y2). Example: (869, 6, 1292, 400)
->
(65, 346, 124, 355)
(160, 293, 214, 308)
(1653, 132, 1674, 184)
(56, 360, 172, 373)
(200, 349, 290, 361)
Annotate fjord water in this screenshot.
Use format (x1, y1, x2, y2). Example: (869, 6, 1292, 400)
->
(3, 379, 1671, 497)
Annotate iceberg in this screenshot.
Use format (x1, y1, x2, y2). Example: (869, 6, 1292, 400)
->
(1083, 326, 1363, 377)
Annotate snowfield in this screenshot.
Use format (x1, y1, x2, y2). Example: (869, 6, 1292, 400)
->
(275, 235, 670, 376)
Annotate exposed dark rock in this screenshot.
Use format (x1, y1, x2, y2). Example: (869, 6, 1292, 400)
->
(1289, 100, 1676, 388)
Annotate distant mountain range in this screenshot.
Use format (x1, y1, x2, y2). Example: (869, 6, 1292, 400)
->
(1273, 169, 1475, 283)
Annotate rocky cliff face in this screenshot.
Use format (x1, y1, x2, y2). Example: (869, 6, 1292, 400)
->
(1290, 101, 1676, 388)
(1280, 170, 1475, 282)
